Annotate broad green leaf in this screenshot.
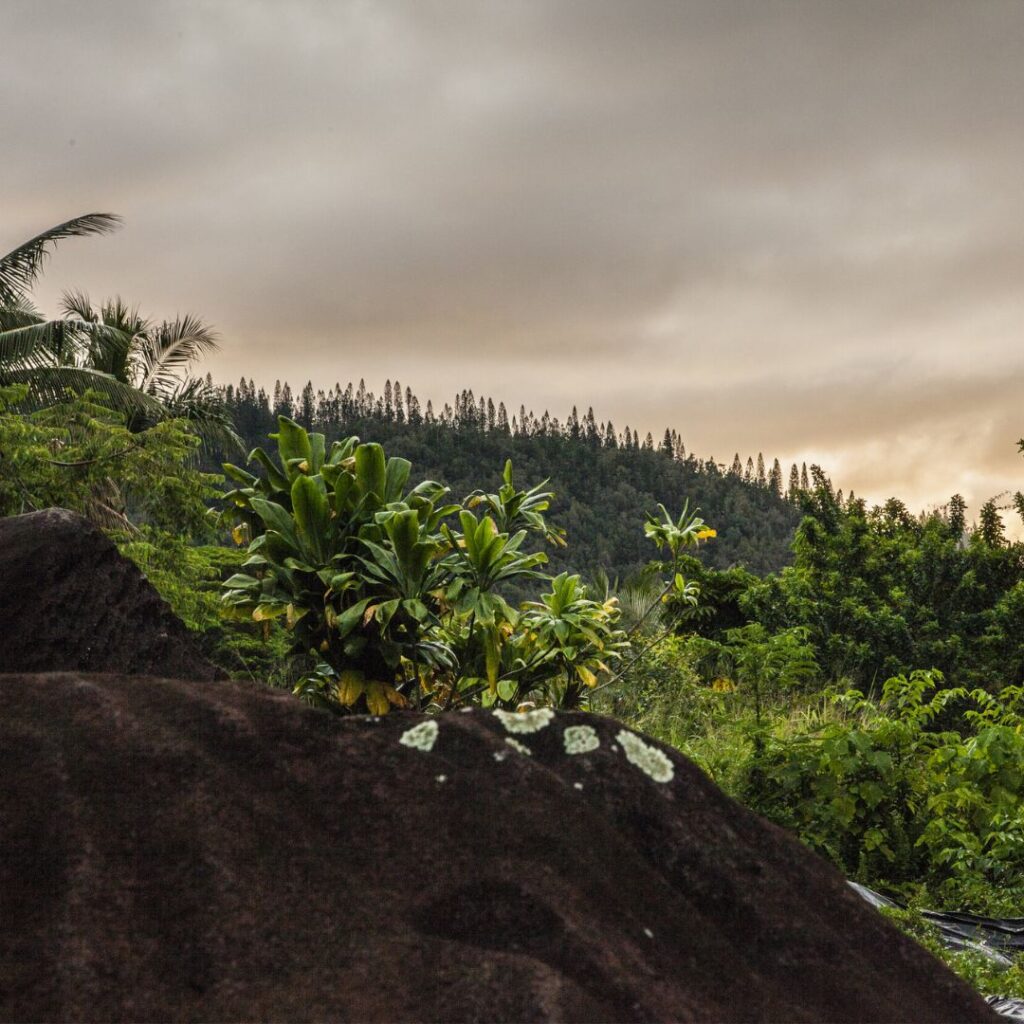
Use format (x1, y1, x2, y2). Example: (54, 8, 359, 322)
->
(309, 432, 326, 472)
(248, 446, 288, 493)
(223, 572, 260, 589)
(274, 416, 312, 470)
(250, 498, 298, 545)
(355, 443, 387, 502)
(335, 597, 372, 638)
(291, 474, 330, 562)
(222, 461, 257, 486)
(336, 669, 365, 705)
(384, 457, 411, 501)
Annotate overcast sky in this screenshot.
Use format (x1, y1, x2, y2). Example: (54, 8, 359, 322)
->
(4, 0, 1024, 516)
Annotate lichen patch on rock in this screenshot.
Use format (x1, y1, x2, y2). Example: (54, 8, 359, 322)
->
(616, 729, 674, 783)
(563, 724, 600, 755)
(399, 720, 439, 752)
(493, 707, 555, 734)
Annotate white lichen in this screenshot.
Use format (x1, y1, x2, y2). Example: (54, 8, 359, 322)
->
(563, 724, 600, 755)
(493, 707, 556, 734)
(399, 720, 439, 753)
(505, 737, 533, 756)
(616, 729, 674, 784)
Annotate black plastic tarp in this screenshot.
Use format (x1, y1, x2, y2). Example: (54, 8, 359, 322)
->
(849, 882, 1024, 1020)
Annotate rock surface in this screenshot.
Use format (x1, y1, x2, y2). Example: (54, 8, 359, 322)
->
(0, 509, 222, 679)
(0, 672, 997, 1022)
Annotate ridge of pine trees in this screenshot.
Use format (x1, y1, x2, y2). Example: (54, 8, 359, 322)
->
(210, 376, 816, 578)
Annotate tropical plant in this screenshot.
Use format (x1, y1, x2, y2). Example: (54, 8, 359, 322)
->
(0, 382, 219, 533)
(745, 670, 1024, 897)
(644, 500, 717, 560)
(693, 623, 818, 730)
(591, 502, 715, 696)
(221, 417, 631, 713)
(0, 215, 233, 448)
(0, 214, 164, 416)
(464, 459, 566, 547)
(513, 572, 627, 708)
(58, 291, 237, 448)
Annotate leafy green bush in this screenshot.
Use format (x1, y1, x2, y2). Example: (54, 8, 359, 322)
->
(743, 670, 1024, 900)
(220, 417, 666, 713)
(739, 481, 1024, 693)
(0, 383, 218, 533)
(595, 635, 755, 789)
(116, 530, 293, 682)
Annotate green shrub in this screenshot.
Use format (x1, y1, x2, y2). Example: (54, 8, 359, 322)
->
(0, 384, 219, 532)
(219, 418, 684, 714)
(116, 529, 294, 682)
(742, 671, 1024, 897)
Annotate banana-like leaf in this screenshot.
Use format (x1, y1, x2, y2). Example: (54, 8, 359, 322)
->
(222, 461, 257, 486)
(354, 443, 387, 502)
(384, 456, 411, 501)
(336, 669, 365, 705)
(329, 471, 356, 515)
(335, 597, 372, 639)
(250, 498, 299, 547)
(223, 572, 261, 590)
(291, 474, 331, 563)
(386, 508, 419, 565)
(309, 432, 326, 473)
(326, 435, 359, 466)
(272, 416, 313, 472)
(247, 447, 289, 495)
(365, 681, 403, 715)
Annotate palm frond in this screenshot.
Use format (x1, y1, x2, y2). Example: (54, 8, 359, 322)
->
(1, 364, 165, 419)
(60, 293, 151, 382)
(0, 214, 121, 306)
(0, 319, 78, 368)
(0, 317, 135, 371)
(100, 296, 150, 339)
(0, 294, 43, 331)
(138, 314, 219, 399)
(59, 289, 99, 323)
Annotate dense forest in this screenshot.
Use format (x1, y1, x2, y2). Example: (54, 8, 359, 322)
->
(213, 375, 804, 577)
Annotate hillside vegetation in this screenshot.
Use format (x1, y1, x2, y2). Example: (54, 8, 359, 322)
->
(214, 376, 803, 577)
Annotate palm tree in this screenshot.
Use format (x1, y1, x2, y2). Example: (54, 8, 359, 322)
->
(0, 214, 237, 447)
(59, 291, 239, 448)
(0, 214, 161, 414)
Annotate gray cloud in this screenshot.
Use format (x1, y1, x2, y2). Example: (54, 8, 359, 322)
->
(3, 0, 1023, 516)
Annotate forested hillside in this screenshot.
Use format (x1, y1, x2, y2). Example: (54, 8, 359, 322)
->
(213, 376, 804, 577)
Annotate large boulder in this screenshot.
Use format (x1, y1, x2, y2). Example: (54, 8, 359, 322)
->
(0, 509, 222, 679)
(0, 672, 996, 1022)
